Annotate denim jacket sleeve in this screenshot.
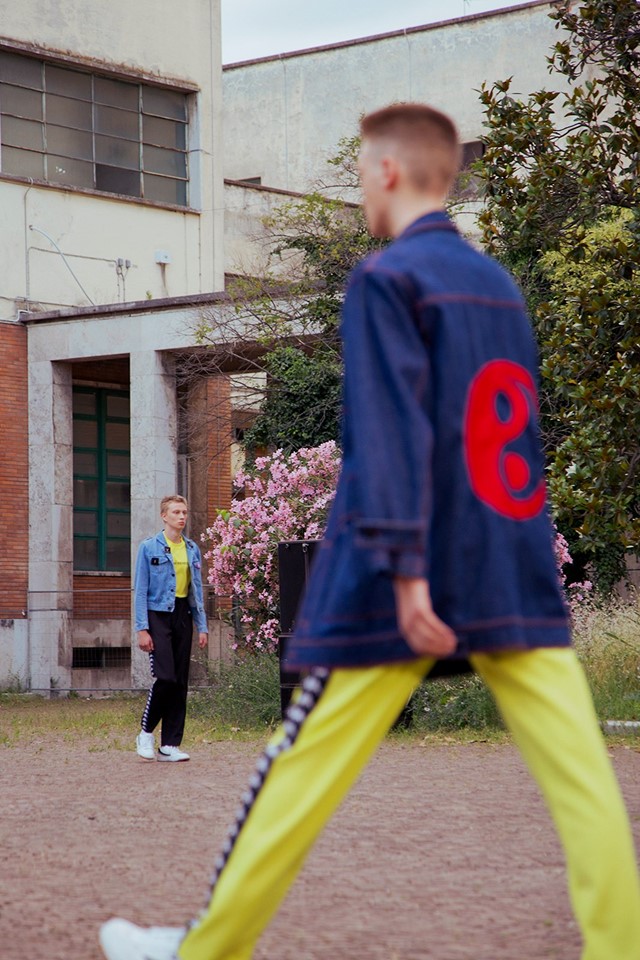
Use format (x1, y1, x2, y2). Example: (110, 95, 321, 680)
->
(134, 540, 151, 631)
(187, 541, 208, 634)
(342, 263, 433, 578)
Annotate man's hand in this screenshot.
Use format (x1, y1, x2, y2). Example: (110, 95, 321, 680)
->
(197, 632, 208, 650)
(138, 629, 153, 653)
(393, 577, 457, 657)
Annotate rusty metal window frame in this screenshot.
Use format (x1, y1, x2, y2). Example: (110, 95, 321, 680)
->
(0, 48, 189, 206)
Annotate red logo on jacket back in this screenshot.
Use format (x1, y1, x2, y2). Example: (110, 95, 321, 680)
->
(463, 359, 546, 520)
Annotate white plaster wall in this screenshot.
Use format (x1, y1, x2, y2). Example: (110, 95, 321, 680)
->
(3, 179, 204, 312)
(224, 180, 305, 275)
(223, 2, 567, 193)
(1, 0, 217, 82)
(0, 0, 224, 319)
(0, 619, 29, 688)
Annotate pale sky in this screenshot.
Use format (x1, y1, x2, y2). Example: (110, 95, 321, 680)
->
(222, 0, 528, 63)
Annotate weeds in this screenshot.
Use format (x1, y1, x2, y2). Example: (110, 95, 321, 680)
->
(1, 598, 638, 745)
(573, 597, 640, 722)
(189, 654, 281, 729)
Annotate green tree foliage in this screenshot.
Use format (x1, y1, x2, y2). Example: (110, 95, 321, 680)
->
(242, 344, 343, 451)
(476, 0, 640, 590)
(237, 137, 384, 454)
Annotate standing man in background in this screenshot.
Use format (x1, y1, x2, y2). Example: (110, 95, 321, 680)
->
(134, 495, 207, 762)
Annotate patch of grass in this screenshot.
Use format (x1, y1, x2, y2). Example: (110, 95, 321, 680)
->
(404, 673, 503, 733)
(0, 689, 273, 749)
(189, 653, 281, 731)
(0, 693, 146, 748)
(1, 598, 638, 747)
(573, 597, 640, 722)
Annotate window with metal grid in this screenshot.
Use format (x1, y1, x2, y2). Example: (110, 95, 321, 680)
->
(0, 48, 189, 206)
(72, 646, 132, 669)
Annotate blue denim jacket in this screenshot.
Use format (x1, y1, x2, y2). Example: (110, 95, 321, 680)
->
(134, 532, 208, 633)
(289, 211, 570, 669)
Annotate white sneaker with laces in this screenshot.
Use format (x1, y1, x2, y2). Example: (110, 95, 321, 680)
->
(99, 918, 186, 960)
(135, 731, 155, 760)
(158, 745, 190, 762)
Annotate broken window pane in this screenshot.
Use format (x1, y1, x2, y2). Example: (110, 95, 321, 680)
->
(0, 82, 43, 120)
(95, 163, 140, 197)
(1, 115, 43, 151)
(143, 86, 187, 121)
(143, 114, 186, 150)
(95, 134, 139, 170)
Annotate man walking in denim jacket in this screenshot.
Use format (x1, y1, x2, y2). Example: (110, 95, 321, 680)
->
(101, 105, 640, 959)
(134, 495, 207, 762)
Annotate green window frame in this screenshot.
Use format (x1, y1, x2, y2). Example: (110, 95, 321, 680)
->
(73, 386, 131, 572)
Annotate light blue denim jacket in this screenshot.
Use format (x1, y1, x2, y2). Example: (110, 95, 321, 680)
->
(134, 531, 208, 633)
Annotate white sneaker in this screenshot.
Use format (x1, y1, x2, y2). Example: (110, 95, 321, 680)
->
(158, 745, 190, 762)
(99, 918, 185, 960)
(135, 731, 155, 760)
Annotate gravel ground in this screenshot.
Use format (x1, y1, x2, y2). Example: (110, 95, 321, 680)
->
(1, 735, 638, 960)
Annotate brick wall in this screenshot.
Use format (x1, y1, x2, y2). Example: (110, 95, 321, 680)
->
(72, 575, 132, 619)
(0, 323, 28, 618)
(205, 375, 233, 514)
(185, 374, 233, 618)
(187, 374, 233, 536)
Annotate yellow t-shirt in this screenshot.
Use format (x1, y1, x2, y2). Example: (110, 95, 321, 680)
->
(164, 533, 191, 598)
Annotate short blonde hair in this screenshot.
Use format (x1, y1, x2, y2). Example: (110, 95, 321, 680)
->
(160, 494, 188, 516)
(360, 102, 461, 192)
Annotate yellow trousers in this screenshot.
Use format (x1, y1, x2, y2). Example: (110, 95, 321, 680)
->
(179, 649, 640, 960)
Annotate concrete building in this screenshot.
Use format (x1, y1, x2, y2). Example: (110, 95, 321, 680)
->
(0, 0, 236, 693)
(221, 0, 567, 271)
(1, 0, 567, 693)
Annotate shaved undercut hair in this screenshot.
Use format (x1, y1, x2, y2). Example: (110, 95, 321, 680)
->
(360, 103, 462, 192)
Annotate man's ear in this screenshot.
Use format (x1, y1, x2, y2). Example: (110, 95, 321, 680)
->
(380, 154, 399, 190)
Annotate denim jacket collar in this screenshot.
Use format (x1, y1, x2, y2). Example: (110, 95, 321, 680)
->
(399, 209, 458, 242)
(154, 530, 197, 552)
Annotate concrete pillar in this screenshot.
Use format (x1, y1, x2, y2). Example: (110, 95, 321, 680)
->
(207, 619, 234, 666)
(27, 360, 73, 692)
(129, 349, 177, 687)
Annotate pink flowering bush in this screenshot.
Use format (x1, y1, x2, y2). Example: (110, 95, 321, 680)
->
(202, 441, 341, 653)
(553, 527, 593, 614)
(203, 439, 590, 654)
